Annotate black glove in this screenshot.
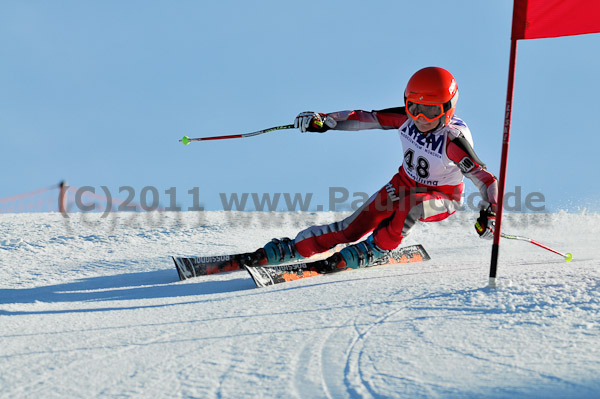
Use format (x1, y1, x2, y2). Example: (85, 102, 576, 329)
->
(475, 207, 496, 239)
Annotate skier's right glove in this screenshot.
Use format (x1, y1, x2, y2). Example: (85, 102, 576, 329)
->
(475, 206, 496, 239)
(294, 111, 337, 133)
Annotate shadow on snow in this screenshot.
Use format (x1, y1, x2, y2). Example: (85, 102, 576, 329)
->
(0, 268, 255, 314)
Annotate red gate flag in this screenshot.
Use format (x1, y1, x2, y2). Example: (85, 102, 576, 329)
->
(512, 0, 600, 40)
(490, 0, 600, 287)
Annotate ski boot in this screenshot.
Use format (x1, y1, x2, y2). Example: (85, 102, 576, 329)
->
(317, 235, 389, 273)
(262, 237, 304, 265)
(236, 237, 304, 268)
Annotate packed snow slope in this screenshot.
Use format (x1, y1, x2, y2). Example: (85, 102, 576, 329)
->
(1, 211, 599, 399)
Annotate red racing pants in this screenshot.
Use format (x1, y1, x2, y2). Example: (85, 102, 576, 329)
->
(295, 167, 464, 257)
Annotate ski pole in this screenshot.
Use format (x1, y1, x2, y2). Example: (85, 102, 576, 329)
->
(179, 124, 295, 145)
(501, 233, 573, 262)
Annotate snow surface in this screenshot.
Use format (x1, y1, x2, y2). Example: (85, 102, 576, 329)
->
(1, 210, 599, 399)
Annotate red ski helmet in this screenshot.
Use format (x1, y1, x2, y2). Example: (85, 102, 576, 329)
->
(404, 67, 459, 126)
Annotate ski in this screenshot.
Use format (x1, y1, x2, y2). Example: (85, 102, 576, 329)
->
(172, 244, 346, 280)
(172, 252, 264, 280)
(244, 244, 430, 288)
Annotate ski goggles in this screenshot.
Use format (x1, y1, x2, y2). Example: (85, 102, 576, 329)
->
(406, 101, 445, 122)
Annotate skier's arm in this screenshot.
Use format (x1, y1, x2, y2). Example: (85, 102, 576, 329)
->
(326, 107, 408, 131)
(446, 134, 499, 210)
(296, 108, 408, 132)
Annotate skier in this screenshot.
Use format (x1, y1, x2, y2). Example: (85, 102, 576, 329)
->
(253, 67, 498, 272)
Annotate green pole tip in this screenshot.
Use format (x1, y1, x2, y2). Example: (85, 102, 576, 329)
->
(182, 136, 190, 145)
(565, 252, 573, 262)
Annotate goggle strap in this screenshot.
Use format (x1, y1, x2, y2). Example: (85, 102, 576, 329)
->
(443, 100, 452, 112)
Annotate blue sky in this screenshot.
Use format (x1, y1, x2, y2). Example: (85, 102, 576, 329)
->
(1, 1, 599, 212)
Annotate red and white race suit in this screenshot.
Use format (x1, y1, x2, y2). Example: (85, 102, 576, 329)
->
(294, 107, 499, 257)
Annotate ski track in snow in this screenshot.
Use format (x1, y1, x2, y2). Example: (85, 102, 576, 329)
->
(1, 211, 599, 398)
